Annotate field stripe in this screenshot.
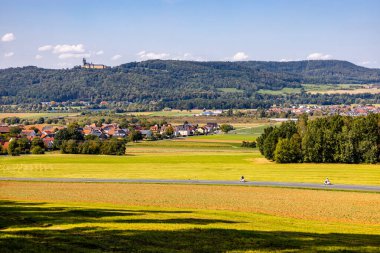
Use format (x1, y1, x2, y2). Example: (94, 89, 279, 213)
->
(1, 177, 379, 192)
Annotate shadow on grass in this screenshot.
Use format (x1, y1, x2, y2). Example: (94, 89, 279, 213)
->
(114, 218, 241, 225)
(0, 200, 194, 230)
(1, 200, 380, 252)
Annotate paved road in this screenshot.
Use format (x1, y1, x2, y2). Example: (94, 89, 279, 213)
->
(1, 177, 379, 192)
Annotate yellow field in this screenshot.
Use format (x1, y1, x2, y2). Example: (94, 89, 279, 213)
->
(308, 88, 380, 94)
(1, 182, 380, 225)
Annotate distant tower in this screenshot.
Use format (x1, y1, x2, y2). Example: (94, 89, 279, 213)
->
(83, 58, 87, 66)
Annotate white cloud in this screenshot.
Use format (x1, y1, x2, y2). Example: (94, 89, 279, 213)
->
(232, 52, 249, 61)
(4, 52, 14, 58)
(38, 45, 53, 51)
(358, 61, 379, 68)
(279, 58, 301, 62)
(307, 53, 332, 60)
(111, 54, 122, 60)
(58, 53, 91, 59)
(1, 33, 15, 42)
(35, 54, 43, 60)
(174, 53, 205, 61)
(95, 50, 104, 55)
(53, 44, 85, 54)
(137, 50, 170, 60)
(360, 61, 371, 66)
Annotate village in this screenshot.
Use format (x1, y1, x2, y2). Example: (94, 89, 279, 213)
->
(266, 104, 380, 117)
(0, 121, 221, 154)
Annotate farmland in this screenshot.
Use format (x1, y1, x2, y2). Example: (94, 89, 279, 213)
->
(0, 112, 79, 120)
(1, 137, 380, 185)
(1, 182, 380, 252)
(1, 124, 380, 252)
(257, 83, 380, 95)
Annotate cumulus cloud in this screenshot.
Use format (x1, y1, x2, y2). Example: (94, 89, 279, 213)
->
(38, 44, 90, 59)
(95, 50, 104, 55)
(232, 52, 249, 61)
(137, 50, 170, 60)
(53, 44, 85, 54)
(4, 52, 14, 58)
(58, 53, 91, 59)
(111, 54, 122, 60)
(38, 45, 53, 51)
(38, 44, 85, 53)
(1, 33, 15, 42)
(35, 54, 43, 60)
(307, 53, 332, 60)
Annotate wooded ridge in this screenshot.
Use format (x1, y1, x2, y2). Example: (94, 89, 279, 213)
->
(1, 60, 379, 108)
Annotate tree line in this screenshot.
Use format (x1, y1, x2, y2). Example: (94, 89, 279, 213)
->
(257, 114, 380, 163)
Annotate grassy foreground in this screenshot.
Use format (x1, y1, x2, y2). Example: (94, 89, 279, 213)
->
(1, 182, 380, 252)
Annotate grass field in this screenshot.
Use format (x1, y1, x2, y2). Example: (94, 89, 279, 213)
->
(257, 87, 302, 95)
(0, 112, 79, 119)
(1, 140, 380, 185)
(1, 182, 379, 252)
(218, 87, 245, 93)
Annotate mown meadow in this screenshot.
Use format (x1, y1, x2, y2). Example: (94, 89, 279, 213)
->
(1, 182, 380, 252)
(1, 135, 380, 185)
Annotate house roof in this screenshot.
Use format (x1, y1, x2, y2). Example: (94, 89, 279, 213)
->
(2, 141, 9, 149)
(0, 126, 10, 133)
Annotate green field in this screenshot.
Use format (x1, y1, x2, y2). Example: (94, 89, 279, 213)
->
(218, 87, 245, 93)
(257, 87, 302, 95)
(0, 112, 79, 119)
(1, 138, 380, 185)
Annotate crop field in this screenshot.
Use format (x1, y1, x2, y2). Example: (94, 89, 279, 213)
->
(1, 124, 380, 252)
(0, 112, 79, 119)
(1, 182, 379, 252)
(308, 87, 380, 94)
(257, 84, 379, 95)
(122, 109, 203, 117)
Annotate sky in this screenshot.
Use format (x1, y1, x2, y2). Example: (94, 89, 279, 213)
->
(0, 0, 379, 69)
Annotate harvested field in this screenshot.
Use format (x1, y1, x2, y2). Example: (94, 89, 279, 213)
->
(1, 182, 380, 225)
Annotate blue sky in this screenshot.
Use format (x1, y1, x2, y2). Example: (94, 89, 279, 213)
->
(0, 0, 379, 69)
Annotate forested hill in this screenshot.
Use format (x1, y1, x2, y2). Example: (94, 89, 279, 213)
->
(1, 60, 380, 109)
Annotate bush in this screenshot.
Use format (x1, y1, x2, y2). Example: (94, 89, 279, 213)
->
(31, 146, 45, 154)
(241, 141, 257, 148)
(220, 124, 234, 133)
(100, 139, 126, 155)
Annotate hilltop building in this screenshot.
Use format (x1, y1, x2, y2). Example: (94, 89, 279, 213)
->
(82, 58, 108, 69)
